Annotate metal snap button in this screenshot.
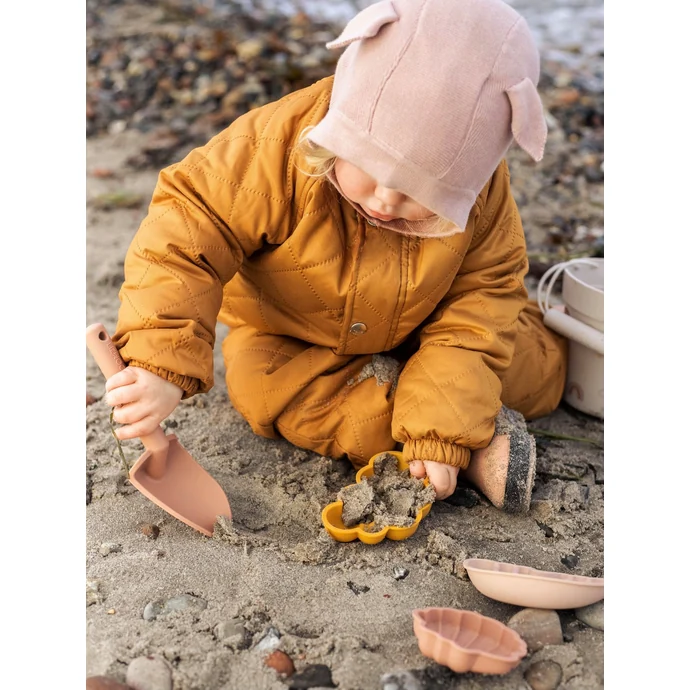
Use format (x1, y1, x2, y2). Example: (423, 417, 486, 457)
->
(349, 322, 367, 335)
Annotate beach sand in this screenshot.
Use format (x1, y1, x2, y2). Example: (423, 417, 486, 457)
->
(86, 3, 604, 688)
(86, 126, 604, 690)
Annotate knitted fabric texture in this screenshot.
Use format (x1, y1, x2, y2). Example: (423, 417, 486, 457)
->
(308, 0, 547, 236)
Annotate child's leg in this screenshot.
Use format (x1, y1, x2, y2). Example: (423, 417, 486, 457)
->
(499, 300, 569, 419)
(460, 301, 569, 513)
(222, 303, 567, 510)
(222, 325, 397, 469)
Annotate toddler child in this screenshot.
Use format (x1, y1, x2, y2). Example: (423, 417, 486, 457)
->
(104, 0, 567, 513)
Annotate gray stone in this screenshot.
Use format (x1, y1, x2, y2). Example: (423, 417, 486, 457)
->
(508, 608, 563, 653)
(288, 664, 335, 689)
(126, 656, 173, 690)
(87, 579, 102, 607)
(214, 617, 250, 649)
(99, 542, 122, 556)
(381, 670, 422, 690)
(524, 660, 563, 690)
(143, 594, 208, 621)
(575, 600, 604, 630)
(393, 566, 409, 581)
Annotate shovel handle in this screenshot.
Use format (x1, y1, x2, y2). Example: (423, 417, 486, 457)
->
(86, 323, 169, 476)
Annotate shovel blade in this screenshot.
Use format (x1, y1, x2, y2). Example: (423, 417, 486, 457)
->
(129, 434, 231, 537)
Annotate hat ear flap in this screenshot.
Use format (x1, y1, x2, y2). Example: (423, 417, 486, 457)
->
(326, 0, 399, 50)
(505, 78, 548, 161)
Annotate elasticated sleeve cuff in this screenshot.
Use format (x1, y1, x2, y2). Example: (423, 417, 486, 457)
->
(128, 361, 200, 399)
(402, 438, 471, 470)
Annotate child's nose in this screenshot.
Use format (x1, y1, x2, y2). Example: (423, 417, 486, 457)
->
(374, 185, 405, 207)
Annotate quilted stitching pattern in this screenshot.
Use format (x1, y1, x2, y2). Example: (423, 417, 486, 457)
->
(114, 80, 333, 394)
(115, 76, 530, 466)
(393, 162, 529, 466)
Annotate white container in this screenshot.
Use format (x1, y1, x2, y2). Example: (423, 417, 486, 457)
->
(538, 258, 604, 419)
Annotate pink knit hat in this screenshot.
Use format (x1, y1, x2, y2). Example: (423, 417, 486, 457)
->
(308, 0, 547, 236)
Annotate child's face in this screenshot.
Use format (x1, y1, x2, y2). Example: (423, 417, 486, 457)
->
(334, 158, 435, 223)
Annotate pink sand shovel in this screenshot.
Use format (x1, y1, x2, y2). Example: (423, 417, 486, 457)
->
(86, 323, 232, 537)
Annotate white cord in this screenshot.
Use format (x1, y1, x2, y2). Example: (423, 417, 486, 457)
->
(537, 258, 601, 315)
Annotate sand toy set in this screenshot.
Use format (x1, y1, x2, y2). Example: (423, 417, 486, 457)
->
(317, 449, 604, 675)
(408, 557, 604, 674)
(87, 325, 603, 678)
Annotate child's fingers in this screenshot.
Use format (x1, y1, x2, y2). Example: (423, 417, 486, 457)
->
(112, 401, 149, 427)
(425, 462, 457, 500)
(408, 460, 427, 478)
(105, 384, 139, 408)
(105, 367, 138, 393)
(113, 414, 160, 440)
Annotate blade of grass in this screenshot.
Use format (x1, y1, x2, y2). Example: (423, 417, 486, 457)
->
(527, 427, 603, 449)
(109, 408, 131, 473)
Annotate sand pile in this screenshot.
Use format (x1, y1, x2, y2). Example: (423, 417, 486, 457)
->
(337, 453, 436, 531)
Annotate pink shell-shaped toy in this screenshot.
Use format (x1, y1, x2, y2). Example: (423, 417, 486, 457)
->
(463, 558, 604, 609)
(412, 608, 527, 675)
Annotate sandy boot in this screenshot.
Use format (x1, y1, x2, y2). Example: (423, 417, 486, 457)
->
(459, 407, 537, 514)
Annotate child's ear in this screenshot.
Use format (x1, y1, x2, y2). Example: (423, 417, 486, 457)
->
(326, 0, 399, 50)
(505, 78, 548, 161)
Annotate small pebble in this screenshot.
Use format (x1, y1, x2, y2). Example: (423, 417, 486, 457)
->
(235, 38, 265, 61)
(561, 554, 579, 569)
(99, 542, 122, 557)
(108, 120, 127, 135)
(393, 566, 409, 581)
(508, 609, 563, 653)
(524, 660, 563, 690)
(87, 392, 97, 405)
(138, 523, 160, 539)
(86, 677, 132, 690)
(214, 617, 250, 649)
(264, 650, 295, 677)
(288, 664, 335, 689)
(143, 593, 207, 621)
(575, 600, 604, 630)
(86, 579, 102, 606)
(126, 655, 173, 690)
(381, 670, 422, 690)
(90, 168, 116, 179)
(256, 627, 281, 653)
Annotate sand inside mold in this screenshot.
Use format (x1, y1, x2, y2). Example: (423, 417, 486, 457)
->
(337, 453, 436, 531)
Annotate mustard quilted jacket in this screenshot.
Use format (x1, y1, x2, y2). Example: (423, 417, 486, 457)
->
(113, 76, 529, 468)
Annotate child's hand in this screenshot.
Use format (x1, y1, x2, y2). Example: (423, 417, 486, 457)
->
(104, 366, 183, 440)
(409, 460, 459, 500)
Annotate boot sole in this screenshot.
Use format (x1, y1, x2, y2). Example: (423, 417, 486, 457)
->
(502, 431, 536, 514)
